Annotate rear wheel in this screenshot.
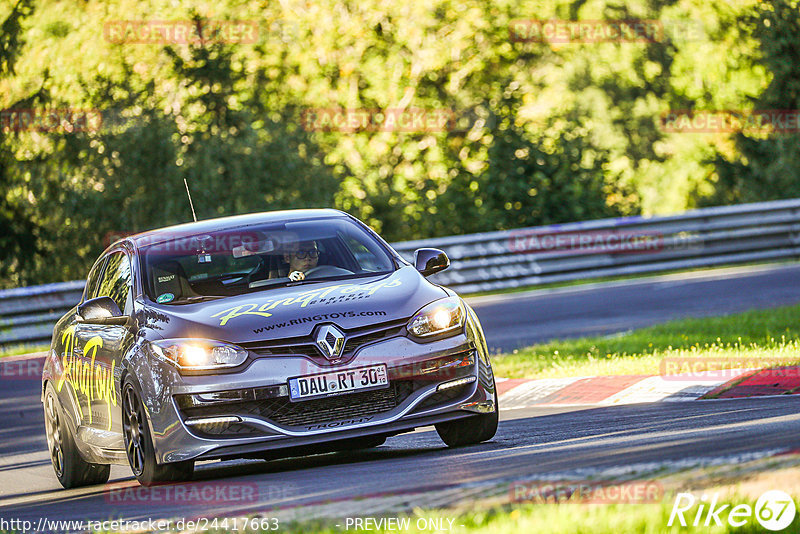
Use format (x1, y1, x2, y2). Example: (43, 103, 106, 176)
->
(43, 383, 110, 488)
(122, 380, 193, 486)
(435, 383, 498, 448)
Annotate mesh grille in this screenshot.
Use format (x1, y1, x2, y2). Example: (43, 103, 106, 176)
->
(179, 381, 416, 429)
(265, 387, 397, 427)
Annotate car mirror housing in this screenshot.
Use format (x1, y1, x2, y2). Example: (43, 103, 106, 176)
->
(77, 296, 129, 325)
(414, 248, 450, 277)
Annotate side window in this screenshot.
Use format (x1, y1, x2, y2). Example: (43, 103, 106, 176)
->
(83, 257, 107, 302)
(96, 251, 132, 314)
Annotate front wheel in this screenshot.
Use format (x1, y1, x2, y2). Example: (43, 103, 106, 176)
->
(122, 380, 193, 486)
(43, 382, 110, 488)
(435, 386, 498, 448)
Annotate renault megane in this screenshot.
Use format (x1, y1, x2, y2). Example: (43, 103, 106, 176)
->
(42, 209, 498, 487)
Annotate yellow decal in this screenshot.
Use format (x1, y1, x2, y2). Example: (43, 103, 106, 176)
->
(56, 327, 117, 431)
(211, 303, 275, 326)
(212, 279, 402, 326)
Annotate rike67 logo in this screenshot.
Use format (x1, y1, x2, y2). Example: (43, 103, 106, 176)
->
(669, 490, 797, 531)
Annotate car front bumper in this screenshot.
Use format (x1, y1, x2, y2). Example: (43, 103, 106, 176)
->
(133, 331, 496, 464)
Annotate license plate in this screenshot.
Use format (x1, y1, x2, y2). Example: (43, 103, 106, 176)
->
(288, 364, 389, 401)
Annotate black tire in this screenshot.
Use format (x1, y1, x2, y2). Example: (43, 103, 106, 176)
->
(435, 384, 499, 448)
(43, 382, 111, 489)
(122, 380, 193, 486)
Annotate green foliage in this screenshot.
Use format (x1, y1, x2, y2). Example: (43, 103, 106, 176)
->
(0, 0, 47, 288)
(701, 0, 800, 206)
(0, 0, 790, 287)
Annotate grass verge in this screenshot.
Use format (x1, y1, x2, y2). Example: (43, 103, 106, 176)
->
(284, 501, 799, 534)
(272, 454, 800, 534)
(0, 343, 49, 358)
(491, 303, 800, 379)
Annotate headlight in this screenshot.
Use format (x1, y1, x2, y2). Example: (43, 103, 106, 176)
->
(407, 297, 466, 338)
(150, 339, 248, 371)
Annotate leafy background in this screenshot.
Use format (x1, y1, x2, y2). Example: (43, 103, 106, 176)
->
(1, 0, 797, 288)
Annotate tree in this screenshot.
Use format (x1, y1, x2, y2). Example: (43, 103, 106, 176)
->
(0, 0, 46, 288)
(701, 0, 800, 205)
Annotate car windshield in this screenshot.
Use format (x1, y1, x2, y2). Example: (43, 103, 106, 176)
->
(140, 217, 396, 304)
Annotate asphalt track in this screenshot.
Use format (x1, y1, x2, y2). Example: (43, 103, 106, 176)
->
(469, 263, 800, 352)
(2, 263, 800, 530)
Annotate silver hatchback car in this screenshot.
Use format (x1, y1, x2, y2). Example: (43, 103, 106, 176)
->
(42, 209, 498, 487)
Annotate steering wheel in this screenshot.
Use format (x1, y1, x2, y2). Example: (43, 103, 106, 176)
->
(303, 265, 353, 279)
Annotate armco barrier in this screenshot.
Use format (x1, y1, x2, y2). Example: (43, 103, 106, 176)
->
(3, 199, 800, 346)
(0, 281, 85, 345)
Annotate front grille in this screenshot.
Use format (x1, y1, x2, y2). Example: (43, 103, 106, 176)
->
(240, 319, 407, 363)
(265, 386, 398, 427)
(178, 380, 416, 430)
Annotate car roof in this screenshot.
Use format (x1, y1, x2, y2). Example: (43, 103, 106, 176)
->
(124, 209, 349, 248)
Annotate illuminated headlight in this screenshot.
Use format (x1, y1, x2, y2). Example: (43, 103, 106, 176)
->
(407, 297, 466, 338)
(150, 339, 248, 371)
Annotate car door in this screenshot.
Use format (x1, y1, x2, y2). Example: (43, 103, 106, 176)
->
(73, 249, 135, 441)
(55, 254, 107, 429)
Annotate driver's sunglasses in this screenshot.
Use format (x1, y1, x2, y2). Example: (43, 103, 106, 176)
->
(295, 249, 319, 259)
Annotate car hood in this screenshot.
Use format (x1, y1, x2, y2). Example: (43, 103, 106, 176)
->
(140, 266, 448, 343)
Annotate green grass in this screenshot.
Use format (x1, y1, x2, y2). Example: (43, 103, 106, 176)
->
(491, 304, 800, 379)
(0, 343, 49, 358)
(256, 496, 800, 534)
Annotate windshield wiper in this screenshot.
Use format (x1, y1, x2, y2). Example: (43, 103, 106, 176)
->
(171, 295, 226, 304)
(246, 271, 395, 293)
(249, 278, 329, 291)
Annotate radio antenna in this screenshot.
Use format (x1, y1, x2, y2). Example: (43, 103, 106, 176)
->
(183, 178, 197, 222)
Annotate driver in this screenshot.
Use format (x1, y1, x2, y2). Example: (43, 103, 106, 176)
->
(285, 240, 319, 281)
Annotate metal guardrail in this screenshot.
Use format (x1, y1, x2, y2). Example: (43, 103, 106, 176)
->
(0, 281, 85, 346)
(393, 198, 800, 292)
(3, 199, 800, 346)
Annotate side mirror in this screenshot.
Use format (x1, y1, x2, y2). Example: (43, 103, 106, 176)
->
(77, 296, 129, 325)
(414, 248, 450, 277)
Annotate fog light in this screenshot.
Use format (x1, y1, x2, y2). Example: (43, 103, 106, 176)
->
(437, 376, 477, 391)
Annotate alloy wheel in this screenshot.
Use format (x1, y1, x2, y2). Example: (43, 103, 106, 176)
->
(45, 394, 64, 478)
(122, 385, 146, 477)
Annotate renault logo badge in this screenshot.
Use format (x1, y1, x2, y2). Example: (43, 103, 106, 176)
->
(315, 324, 346, 360)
